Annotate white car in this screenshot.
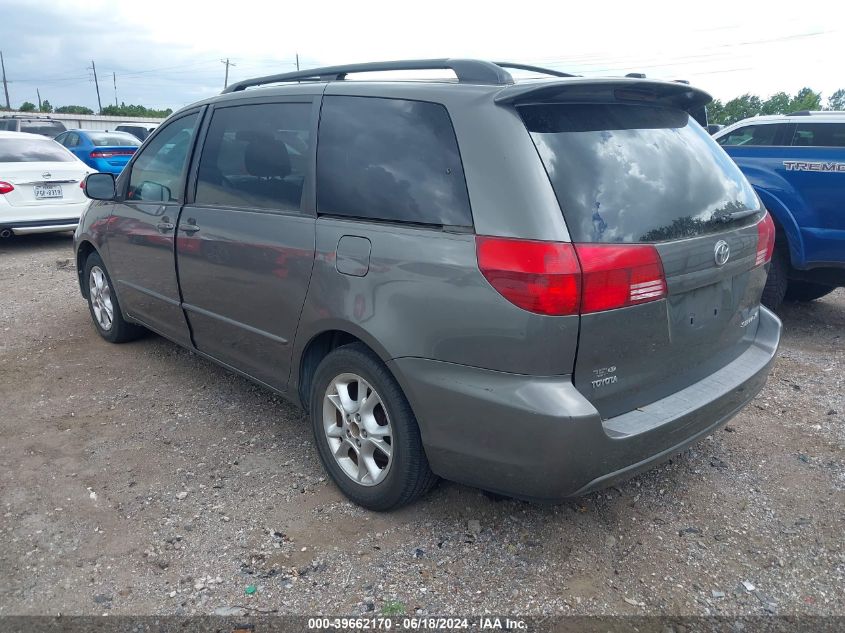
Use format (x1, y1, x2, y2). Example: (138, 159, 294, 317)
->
(0, 131, 92, 236)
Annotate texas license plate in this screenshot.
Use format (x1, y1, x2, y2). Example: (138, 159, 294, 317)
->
(34, 184, 62, 199)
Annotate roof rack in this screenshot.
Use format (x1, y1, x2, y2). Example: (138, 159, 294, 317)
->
(788, 110, 845, 116)
(222, 58, 516, 93)
(492, 62, 576, 78)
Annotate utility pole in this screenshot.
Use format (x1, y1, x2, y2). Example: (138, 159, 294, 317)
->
(113, 72, 118, 106)
(36, 88, 42, 111)
(296, 53, 300, 71)
(90, 60, 102, 114)
(0, 51, 10, 110)
(221, 58, 235, 88)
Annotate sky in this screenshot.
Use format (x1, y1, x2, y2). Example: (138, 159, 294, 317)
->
(1, 0, 843, 112)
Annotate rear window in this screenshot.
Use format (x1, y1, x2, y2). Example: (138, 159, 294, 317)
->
(0, 138, 75, 162)
(18, 120, 66, 137)
(317, 95, 472, 227)
(717, 124, 785, 146)
(117, 126, 150, 140)
(87, 132, 141, 147)
(520, 104, 762, 243)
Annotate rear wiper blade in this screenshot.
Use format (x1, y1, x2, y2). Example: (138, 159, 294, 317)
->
(712, 209, 759, 223)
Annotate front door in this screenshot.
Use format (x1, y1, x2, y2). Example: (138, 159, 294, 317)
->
(107, 110, 202, 346)
(176, 99, 317, 389)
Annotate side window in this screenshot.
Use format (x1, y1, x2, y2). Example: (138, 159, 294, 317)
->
(66, 133, 80, 148)
(54, 132, 67, 146)
(0, 120, 12, 131)
(317, 95, 472, 227)
(195, 102, 311, 212)
(128, 113, 199, 203)
(791, 123, 845, 147)
(717, 124, 779, 146)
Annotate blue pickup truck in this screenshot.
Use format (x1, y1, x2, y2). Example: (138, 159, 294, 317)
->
(714, 111, 845, 309)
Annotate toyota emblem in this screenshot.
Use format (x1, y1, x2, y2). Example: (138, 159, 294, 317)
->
(714, 240, 730, 266)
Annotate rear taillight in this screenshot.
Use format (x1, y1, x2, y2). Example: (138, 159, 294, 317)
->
(476, 236, 581, 316)
(576, 244, 667, 314)
(755, 212, 776, 267)
(0, 181, 13, 194)
(90, 149, 135, 158)
(476, 237, 668, 316)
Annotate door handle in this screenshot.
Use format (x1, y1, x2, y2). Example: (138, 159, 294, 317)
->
(180, 220, 200, 235)
(156, 219, 175, 233)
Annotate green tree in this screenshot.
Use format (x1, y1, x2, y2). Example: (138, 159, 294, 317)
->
(826, 88, 845, 111)
(39, 100, 53, 113)
(19, 101, 36, 112)
(788, 87, 821, 113)
(707, 99, 725, 125)
(719, 94, 762, 126)
(101, 102, 172, 118)
(760, 91, 790, 115)
(55, 105, 95, 115)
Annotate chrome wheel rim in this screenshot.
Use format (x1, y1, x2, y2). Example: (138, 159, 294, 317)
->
(323, 373, 393, 486)
(89, 266, 114, 331)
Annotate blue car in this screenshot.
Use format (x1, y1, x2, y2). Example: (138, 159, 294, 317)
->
(53, 129, 140, 175)
(714, 111, 845, 309)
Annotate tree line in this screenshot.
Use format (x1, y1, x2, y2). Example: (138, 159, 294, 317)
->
(14, 101, 173, 118)
(707, 88, 844, 126)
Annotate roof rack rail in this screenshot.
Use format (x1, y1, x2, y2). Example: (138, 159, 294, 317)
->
(222, 58, 515, 93)
(492, 62, 577, 78)
(788, 110, 845, 116)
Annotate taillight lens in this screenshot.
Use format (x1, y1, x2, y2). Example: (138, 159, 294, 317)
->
(576, 244, 667, 314)
(476, 237, 667, 316)
(90, 149, 135, 158)
(0, 181, 14, 194)
(755, 212, 776, 266)
(475, 236, 581, 315)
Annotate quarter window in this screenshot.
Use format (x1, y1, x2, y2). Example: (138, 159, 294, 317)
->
(717, 124, 781, 146)
(195, 102, 311, 212)
(128, 113, 199, 203)
(791, 123, 845, 147)
(316, 95, 472, 227)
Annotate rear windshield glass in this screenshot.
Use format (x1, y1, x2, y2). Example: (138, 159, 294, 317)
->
(520, 104, 762, 243)
(88, 132, 141, 147)
(19, 120, 66, 137)
(0, 138, 75, 162)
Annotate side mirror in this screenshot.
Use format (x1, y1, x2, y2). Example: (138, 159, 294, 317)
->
(83, 173, 116, 201)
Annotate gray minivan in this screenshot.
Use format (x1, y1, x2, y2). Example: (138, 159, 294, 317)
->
(75, 59, 781, 510)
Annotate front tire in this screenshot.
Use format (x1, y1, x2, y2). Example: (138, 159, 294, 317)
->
(310, 343, 437, 511)
(784, 280, 836, 303)
(84, 252, 145, 343)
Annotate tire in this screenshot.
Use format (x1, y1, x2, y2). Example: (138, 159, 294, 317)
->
(310, 343, 438, 511)
(784, 280, 836, 303)
(83, 252, 146, 343)
(761, 248, 788, 311)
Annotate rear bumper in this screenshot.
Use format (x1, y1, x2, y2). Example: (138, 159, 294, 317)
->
(389, 306, 781, 501)
(1, 200, 87, 235)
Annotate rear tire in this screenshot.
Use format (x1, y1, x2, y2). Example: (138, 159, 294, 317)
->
(761, 248, 788, 311)
(310, 343, 438, 511)
(785, 281, 837, 303)
(83, 252, 145, 343)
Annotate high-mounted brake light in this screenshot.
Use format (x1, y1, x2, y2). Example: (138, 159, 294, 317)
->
(0, 181, 14, 194)
(755, 212, 775, 267)
(476, 237, 668, 316)
(575, 244, 667, 314)
(475, 237, 581, 316)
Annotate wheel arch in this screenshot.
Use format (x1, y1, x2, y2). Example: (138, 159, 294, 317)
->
(295, 326, 393, 409)
(75, 240, 99, 298)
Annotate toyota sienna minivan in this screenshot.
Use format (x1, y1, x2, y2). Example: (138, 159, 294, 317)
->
(75, 59, 781, 510)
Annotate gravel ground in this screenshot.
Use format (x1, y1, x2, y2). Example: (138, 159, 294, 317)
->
(0, 233, 843, 617)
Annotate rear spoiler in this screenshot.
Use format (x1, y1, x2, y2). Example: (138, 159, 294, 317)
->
(494, 78, 712, 127)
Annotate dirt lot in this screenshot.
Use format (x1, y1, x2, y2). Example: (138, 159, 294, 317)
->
(1, 233, 843, 617)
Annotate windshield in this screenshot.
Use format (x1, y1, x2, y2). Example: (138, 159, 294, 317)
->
(0, 138, 75, 162)
(520, 103, 762, 243)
